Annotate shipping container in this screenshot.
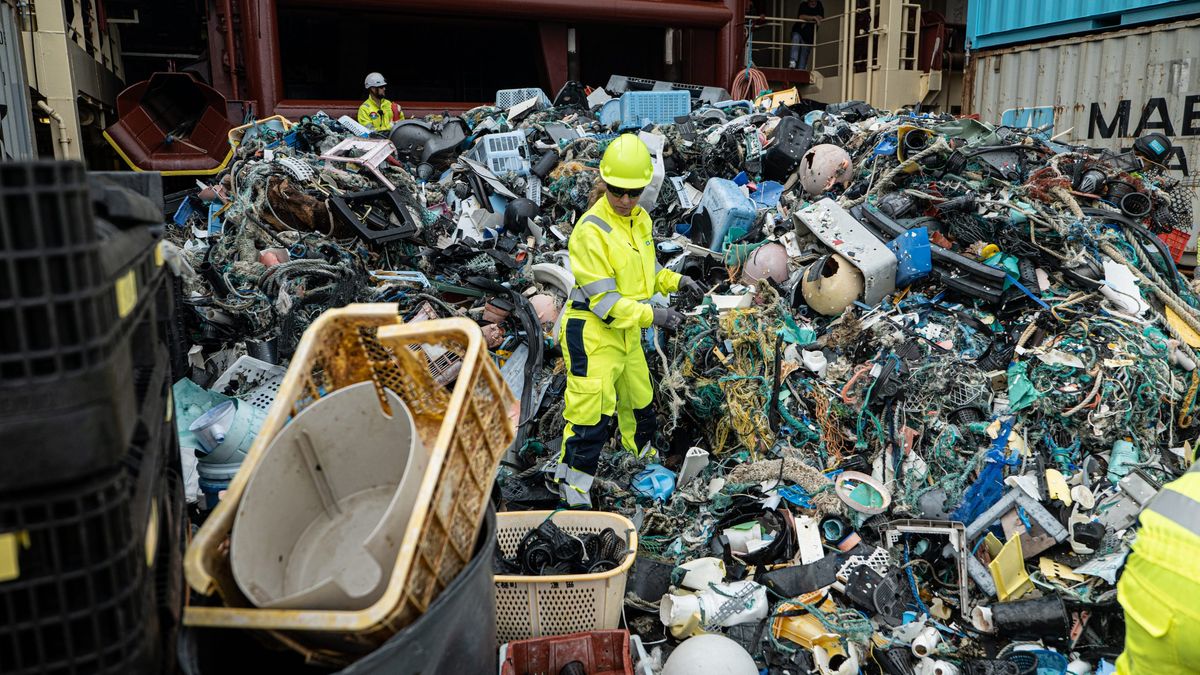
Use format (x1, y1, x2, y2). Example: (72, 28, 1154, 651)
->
(0, 0, 33, 160)
(966, 17, 1200, 262)
(967, 0, 1200, 50)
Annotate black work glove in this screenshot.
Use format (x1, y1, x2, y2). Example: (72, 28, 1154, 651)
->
(652, 306, 685, 330)
(678, 276, 703, 296)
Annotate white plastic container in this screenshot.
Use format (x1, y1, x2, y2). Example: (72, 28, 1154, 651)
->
(230, 382, 428, 610)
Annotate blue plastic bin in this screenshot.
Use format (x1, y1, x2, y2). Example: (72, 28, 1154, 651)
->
(699, 178, 757, 252)
(619, 91, 691, 128)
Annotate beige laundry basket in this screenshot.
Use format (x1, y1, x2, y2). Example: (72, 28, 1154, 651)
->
(494, 510, 638, 644)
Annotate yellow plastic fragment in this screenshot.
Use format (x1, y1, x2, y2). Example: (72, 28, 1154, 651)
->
(1045, 469, 1073, 506)
(989, 535, 1033, 601)
(1166, 307, 1200, 348)
(1039, 557, 1085, 583)
(0, 531, 30, 582)
(115, 269, 138, 318)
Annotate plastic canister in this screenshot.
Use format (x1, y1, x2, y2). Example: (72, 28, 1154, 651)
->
(1107, 439, 1139, 484)
(698, 178, 757, 252)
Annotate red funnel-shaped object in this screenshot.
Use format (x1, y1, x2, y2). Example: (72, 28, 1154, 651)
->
(104, 72, 233, 175)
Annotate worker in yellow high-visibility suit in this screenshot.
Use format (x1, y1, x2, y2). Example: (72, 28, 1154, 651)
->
(357, 72, 403, 132)
(1116, 457, 1200, 673)
(555, 134, 702, 508)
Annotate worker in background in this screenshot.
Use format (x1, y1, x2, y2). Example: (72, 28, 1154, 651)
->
(555, 134, 702, 508)
(357, 72, 404, 132)
(788, 0, 824, 70)
(1115, 457, 1200, 673)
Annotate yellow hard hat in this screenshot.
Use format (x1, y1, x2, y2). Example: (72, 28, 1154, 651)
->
(599, 134, 654, 189)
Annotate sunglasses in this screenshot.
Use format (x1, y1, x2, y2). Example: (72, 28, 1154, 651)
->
(608, 185, 644, 199)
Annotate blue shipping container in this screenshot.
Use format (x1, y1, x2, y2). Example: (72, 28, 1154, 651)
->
(967, 0, 1200, 49)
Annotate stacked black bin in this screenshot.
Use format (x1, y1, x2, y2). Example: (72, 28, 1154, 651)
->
(0, 162, 184, 675)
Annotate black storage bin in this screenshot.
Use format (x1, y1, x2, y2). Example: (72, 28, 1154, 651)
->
(762, 117, 814, 182)
(0, 162, 168, 490)
(0, 469, 153, 675)
(337, 507, 498, 675)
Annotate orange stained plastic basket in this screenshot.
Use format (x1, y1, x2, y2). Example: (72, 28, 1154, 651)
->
(182, 304, 516, 664)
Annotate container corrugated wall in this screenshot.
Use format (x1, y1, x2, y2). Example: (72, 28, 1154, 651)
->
(0, 1, 33, 160)
(968, 18, 1200, 260)
(967, 0, 1200, 49)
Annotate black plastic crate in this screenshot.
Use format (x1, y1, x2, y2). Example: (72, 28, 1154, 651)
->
(0, 263, 169, 490)
(0, 162, 164, 383)
(0, 162, 109, 380)
(762, 117, 814, 182)
(0, 469, 153, 675)
(0, 162, 170, 490)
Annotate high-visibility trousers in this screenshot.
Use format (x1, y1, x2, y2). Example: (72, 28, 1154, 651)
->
(555, 310, 656, 506)
(1116, 469, 1200, 674)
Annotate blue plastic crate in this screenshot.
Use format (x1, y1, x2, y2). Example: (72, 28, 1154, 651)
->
(495, 87, 551, 110)
(619, 90, 691, 128)
(698, 178, 757, 252)
(466, 130, 531, 176)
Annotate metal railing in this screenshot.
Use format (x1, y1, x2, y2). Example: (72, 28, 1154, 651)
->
(748, 0, 923, 93)
(748, 9, 848, 77)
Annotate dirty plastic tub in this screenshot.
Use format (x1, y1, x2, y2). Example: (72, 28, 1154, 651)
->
(230, 381, 429, 610)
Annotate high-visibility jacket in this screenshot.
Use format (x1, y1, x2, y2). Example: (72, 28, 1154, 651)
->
(566, 196, 680, 328)
(1116, 461, 1200, 673)
(357, 97, 398, 132)
(553, 196, 680, 507)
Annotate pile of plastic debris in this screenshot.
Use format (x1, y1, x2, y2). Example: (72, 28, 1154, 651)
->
(165, 77, 1200, 675)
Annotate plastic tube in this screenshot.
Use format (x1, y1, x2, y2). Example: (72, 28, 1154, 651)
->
(911, 625, 943, 658)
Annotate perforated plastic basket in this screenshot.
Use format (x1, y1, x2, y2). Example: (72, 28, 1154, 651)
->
(208, 355, 286, 414)
(619, 91, 691, 128)
(467, 131, 531, 176)
(496, 88, 551, 110)
(494, 510, 637, 644)
(183, 305, 516, 665)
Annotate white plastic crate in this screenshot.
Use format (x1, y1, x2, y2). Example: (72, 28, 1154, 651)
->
(467, 131, 531, 176)
(496, 88, 551, 110)
(210, 355, 287, 414)
(494, 510, 637, 644)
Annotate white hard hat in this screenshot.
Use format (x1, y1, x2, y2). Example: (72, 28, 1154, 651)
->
(364, 72, 387, 89)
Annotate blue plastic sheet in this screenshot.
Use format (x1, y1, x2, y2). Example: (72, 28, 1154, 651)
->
(751, 180, 784, 208)
(950, 419, 1016, 524)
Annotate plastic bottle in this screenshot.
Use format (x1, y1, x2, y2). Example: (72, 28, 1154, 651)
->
(1108, 438, 1139, 484)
